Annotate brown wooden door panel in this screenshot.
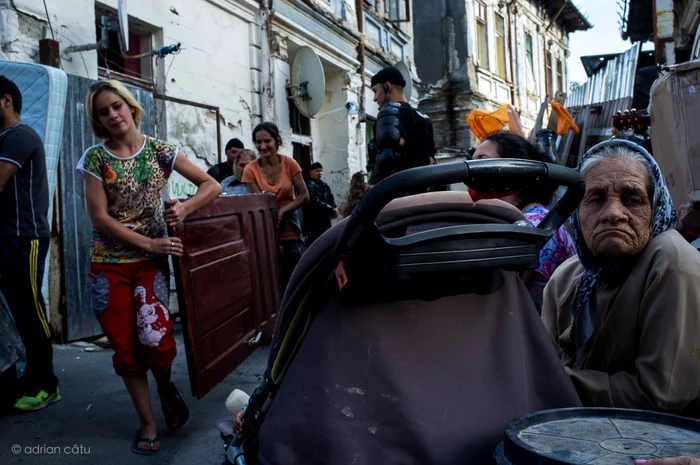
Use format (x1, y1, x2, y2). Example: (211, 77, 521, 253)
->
(173, 195, 282, 398)
(245, 205, 282, 339)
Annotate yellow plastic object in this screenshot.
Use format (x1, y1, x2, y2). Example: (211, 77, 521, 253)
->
(466, 104, 525, 140)
(550, 101, 580, 136)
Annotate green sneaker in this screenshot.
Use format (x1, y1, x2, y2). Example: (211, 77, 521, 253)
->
(13, 388, 61, 412)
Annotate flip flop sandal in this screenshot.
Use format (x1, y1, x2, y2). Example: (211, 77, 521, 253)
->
(163, 382, 190, 432)
(131, 429, 160, 455)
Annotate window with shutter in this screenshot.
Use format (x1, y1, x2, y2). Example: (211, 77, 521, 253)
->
(495, 14, 507, 79)
(476, 1, 489, 69)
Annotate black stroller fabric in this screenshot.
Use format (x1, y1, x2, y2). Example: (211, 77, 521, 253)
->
(256, 192, 582, 465)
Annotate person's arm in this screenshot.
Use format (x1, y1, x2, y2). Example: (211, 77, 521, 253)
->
(241, 163, 262, 194)
(84, 175, 183, 255)
(0, 129, 33, 194)
(566, 257, 700, 413)
(279, 173, 309, 216)
(163, 151, 222, 227)
(0, 161, 18, 194)
(246, 183, 261, 194)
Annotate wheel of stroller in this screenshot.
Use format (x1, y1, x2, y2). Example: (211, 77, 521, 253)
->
(496, 407, 700, 464)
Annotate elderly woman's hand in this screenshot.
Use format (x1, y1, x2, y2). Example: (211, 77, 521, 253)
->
(636, 457, 700, 465)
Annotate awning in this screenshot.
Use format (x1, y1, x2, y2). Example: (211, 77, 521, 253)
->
(540, 0, 592, 33)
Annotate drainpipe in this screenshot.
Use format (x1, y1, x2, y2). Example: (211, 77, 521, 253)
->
(505, 2, 517, 107)
(356, 0, 366, 123)
(260, 0, 274, 122)
(510, 2, 522, 111)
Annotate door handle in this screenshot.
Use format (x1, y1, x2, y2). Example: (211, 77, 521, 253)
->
(248, 331, 262, 348)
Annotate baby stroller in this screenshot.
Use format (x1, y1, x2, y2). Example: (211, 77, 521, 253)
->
(224, 159, 586, 465)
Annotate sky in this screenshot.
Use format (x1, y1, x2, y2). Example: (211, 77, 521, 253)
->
(567, 0, 636, 85)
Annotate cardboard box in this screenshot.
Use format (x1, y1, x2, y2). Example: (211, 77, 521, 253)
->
(649, 59, 700, 212)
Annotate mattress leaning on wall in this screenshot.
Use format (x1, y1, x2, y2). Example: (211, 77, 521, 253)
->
(0, 61, 68, 327)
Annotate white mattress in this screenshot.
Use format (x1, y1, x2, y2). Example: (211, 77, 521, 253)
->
(0, 61, 68, 325)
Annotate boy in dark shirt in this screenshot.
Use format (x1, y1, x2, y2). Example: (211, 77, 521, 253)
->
(0, 75, 59, 412)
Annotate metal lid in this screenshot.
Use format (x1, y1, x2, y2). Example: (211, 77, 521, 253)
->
(498, 408, 700, 464)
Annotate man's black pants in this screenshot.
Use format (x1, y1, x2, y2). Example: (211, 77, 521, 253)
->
(0, 237, 57, 393)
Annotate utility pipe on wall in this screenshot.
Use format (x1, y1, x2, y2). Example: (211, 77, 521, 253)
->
(260, 0, 275, 122)
(356, 0, 366, 123)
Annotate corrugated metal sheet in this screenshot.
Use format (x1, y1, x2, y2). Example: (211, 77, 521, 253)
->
(60, 75, 154, 341)
(567, 43, 641, 108)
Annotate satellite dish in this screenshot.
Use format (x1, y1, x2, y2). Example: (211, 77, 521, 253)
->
(394, 61, 413, 101)
(289, 46, 326, 118)
(118, 0, 129, 52)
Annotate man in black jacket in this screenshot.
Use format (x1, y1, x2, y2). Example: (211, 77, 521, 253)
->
(303, 162, 338, 246)
(367, 66, 436, 186)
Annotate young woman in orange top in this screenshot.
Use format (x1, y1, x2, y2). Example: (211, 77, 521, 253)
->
(242, 122, 309, 287)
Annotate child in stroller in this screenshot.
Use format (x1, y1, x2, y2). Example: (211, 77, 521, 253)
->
(221, 159, 586, 465)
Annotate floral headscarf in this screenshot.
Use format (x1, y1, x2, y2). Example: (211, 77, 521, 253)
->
(569, 140, 677, 361)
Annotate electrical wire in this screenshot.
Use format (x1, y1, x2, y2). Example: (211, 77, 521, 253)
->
(55, 30, 89, 77)
(42, 0, 55, 40)
(164, 55, 176, 82)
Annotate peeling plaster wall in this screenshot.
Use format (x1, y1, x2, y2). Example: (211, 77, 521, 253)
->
(93, 0, 258, 195)
(0, 0, 99, 77)
(1, 0, 258, 196)
(165, 101, 220, 197)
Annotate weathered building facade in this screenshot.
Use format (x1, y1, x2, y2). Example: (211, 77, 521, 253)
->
(621, 0, 700, 65)
(0, 0, 416, 341)
(0, 0, 415, 203)
(413, 0, 590, 152)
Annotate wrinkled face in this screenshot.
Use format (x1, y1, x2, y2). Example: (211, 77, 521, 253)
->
(372, 83, 388, 106)
(236, 154, 255, 178)
(94, 90, 135, 137)
(254, 129, 279, 158)
(310, 168, 323, 180)
(472, 140, 502, 160)
(226, 147, 242, 165)
(579, 158, 654, 262)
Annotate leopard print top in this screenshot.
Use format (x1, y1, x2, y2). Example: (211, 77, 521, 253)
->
(77, 136, 178, 263)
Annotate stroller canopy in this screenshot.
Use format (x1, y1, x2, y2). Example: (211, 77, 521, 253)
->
(255, 188, 582, 465)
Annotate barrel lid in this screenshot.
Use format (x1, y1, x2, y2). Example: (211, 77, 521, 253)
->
(501, 408, 700, 464)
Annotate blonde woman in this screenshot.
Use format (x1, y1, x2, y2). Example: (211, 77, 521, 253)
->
(76, 80, 220, 455)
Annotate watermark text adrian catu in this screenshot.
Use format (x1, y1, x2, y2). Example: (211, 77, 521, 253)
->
(11, 444, 91, 455)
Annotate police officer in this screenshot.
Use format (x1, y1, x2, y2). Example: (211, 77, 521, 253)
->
(367, 67, 436, 186)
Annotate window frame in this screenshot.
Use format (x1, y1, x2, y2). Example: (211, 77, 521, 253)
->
(475, 0, 489, 69)
(525, 32, 534, 74)
(556, 58, 564, 94)
(95, 8, 154, 90)
(545, 51, 553, 97)
(494, 13, 507, 79)
(384, 0, 411, 23)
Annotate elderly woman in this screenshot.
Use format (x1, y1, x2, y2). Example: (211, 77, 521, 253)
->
(542, 140, 700, 417)
(221, 149, 257, 195)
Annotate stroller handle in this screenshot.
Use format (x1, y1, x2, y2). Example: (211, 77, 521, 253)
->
(354, 159, 584, 225)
